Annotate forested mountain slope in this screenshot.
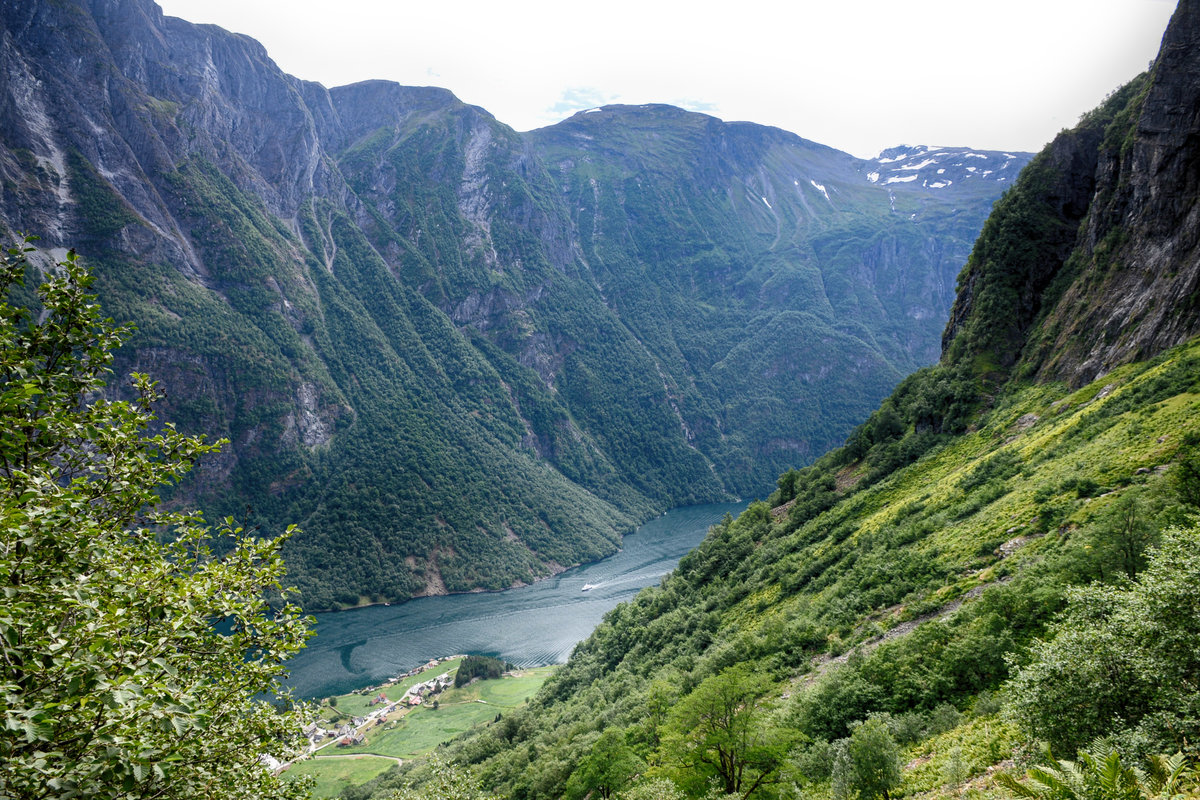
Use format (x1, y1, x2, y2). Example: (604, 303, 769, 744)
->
(353, 2, 1200, 797)
(0, 0, 1025, 607)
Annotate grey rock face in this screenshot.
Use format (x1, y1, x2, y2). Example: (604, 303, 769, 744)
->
(942, 0, 1200, 386)
(1043, 0, 1200, 383)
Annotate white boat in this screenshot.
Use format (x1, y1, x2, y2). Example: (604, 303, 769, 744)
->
(581, 583, 597, 592)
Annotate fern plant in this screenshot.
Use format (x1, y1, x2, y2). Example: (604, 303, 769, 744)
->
(998, 746, 1199, 800)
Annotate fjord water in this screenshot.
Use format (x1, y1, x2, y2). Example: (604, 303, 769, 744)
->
(283, 502, 748, 699)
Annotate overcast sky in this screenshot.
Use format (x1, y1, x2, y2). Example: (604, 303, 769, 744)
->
(155, 0, 1177, 159)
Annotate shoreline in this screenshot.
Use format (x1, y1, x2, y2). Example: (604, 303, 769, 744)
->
(294, 650, 559, 703)
(306, 498, 749, 614)
(310, 518, 658, 615)
(284, 500, 753, 700)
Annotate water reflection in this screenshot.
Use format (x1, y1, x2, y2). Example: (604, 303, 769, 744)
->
(282, 502, 746, 699)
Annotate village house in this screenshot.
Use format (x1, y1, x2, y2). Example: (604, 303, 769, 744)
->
(303, 723, 333, 743)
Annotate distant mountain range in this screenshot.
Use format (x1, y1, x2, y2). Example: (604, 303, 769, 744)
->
(0, 0, 1029, 608)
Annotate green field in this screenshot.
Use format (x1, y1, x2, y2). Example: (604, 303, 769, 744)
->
(289, 665, 556, 795)
(319, 657, 466, 721)
(334, 701, 499, 759)
(332, 666, 555, 759)
(456, 667, 555, 707)
(285, 755, 397, 798)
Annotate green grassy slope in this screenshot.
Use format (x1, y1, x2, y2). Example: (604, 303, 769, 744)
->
(384, 336, 1196, 800)
(349, 45, 1200, 798)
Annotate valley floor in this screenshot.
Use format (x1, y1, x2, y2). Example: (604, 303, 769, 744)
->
(284, 661, 556, 797)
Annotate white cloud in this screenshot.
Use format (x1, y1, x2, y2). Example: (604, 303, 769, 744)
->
(155, 0, 1176, 158)
(544, 87, 623, 120)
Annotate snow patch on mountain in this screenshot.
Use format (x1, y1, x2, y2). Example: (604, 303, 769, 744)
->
(862, 145, 1033, 195)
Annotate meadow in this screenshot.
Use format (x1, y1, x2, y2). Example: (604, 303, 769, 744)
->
(289, 664, 556, 796)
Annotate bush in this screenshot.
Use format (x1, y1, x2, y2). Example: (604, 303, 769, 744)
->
(1006, 526, 1200, 754)
(455, 655, 508, 687)
(832, 718, 901, 800)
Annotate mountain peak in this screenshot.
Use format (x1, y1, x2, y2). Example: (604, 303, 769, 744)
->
(865, 145, 1028, 191)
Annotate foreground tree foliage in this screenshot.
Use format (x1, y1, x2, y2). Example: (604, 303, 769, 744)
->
(1006, 525, 1200, 756)
(0, 241, 312, 799)
(660, 664, 797, 799)
(388, 756, 499, 800)
(831, 718, 902, 800)
(565, 728, 645, 800)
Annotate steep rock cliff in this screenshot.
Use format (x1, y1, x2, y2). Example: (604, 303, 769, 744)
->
(1031, 0, 1200, 383)
(944, 0, 1200, 386)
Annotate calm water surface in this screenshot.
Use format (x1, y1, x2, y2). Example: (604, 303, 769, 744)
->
(283, 502, 747, 699)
